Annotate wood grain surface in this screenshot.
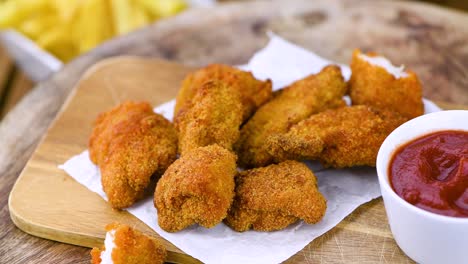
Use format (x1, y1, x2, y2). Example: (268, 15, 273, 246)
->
(1, 0, 467, 263)
(0, 44, 15, 114)
(1, 71, 33, 118)
(0, 43, 34, 119)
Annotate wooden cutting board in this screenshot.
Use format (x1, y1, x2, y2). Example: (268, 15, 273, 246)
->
(8, 58, 199, 264)
(7, 56, 445, 264)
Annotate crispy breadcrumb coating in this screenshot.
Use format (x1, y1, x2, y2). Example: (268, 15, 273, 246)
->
(89, 101, 178, 209)
(154, 145, 237, 232)
(89, 101, 155, 165)
(267, 106, 407, 168)
(235, 65, 348, 168)
(174, 64, 272, 122)
(91, 223, 166, 264)
(225, 160, 327, 232)
(349, 49, 424, 119)
(175, 80, 243, 156)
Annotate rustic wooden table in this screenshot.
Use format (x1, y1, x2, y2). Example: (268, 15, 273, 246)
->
(0, 44, 33, 119)
(0, 0, 467, 263)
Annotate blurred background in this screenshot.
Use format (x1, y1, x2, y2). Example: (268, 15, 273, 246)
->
(0, 0, 466, 119)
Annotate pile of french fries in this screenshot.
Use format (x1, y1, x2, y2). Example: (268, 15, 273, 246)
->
(0, 0, 187, 61)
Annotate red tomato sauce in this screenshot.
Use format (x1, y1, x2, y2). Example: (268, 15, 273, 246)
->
(389, 130, 468, 217)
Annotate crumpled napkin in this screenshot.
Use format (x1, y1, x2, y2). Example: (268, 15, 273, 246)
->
(59, 33, 441, 264)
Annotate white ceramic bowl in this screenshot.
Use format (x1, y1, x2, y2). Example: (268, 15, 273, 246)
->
(376, 110, 468, 264)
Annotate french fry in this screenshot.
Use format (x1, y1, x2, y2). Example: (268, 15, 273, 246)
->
(48, 43, 77, 62)
(109, 0, 134, 35)
(136, 0, 186, 18)
(131, 1, 151, 29)
(74, 0, 113, 53)
(36, 26, 76, 61)
(50, 0, 81, 21)
(18, 14, 57, 40)
(101, 0, 114, 40)
(0, 0, 50, 28)
(0, 0, 187, 61)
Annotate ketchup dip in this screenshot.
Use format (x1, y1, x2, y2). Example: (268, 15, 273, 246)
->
(389, 130, 468, 217)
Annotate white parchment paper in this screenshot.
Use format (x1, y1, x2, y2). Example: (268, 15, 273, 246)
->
(59, 34, 441, 264)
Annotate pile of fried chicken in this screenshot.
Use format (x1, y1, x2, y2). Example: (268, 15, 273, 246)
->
(89, 50, 423, 237)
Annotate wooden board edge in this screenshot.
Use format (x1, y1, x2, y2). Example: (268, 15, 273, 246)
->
(8, 174, 201, 264)
(9, 190, 103, 248)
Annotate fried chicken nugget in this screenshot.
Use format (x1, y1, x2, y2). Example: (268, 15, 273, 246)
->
(91, 223, 166, 264)
(175, 80, 243, 156)
(89, 101, 178, 209)
(154, 145, 237, 232)
(225, 160, 327, 232)
(349, 49, 424, 119)
(89, 101, 156, 165)
(174, 64, 272, 122)
(235, 65, 348, 168)
(267, 106, 407, 168)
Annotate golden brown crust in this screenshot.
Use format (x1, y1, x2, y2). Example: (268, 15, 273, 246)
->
(175, 81, 243, 156)
(90, 248, 102, 264)
(174, 64, 272, 122)
(89, 101, 178, 209)
(90, 223, 167, 264)
(266, 106, 408, 168)
(154, 145, 237, 232)
(89, 101, 156, 165)
(235, 65, 347, 168)
(225, 160, 327, 232)
(349, 49, 424, 119)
